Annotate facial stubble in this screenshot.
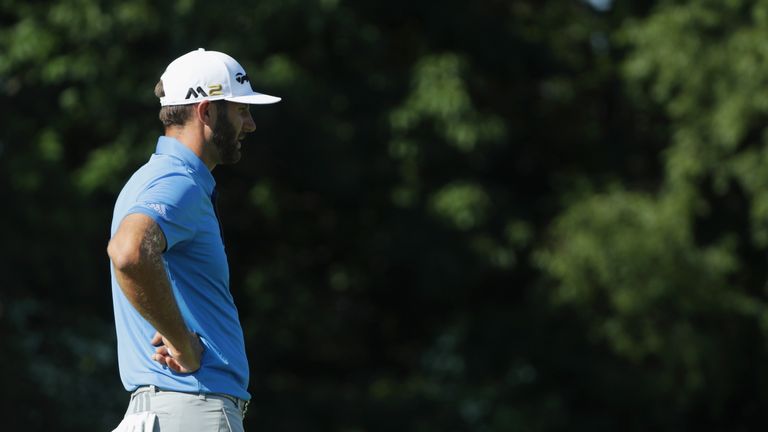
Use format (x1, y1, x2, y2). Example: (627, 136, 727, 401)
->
(212, 106, 240, 165)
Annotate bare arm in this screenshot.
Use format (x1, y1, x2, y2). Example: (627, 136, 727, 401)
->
(107, 213, 202, 373)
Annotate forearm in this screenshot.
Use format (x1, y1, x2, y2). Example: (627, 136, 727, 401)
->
(109, 214, 192, 352)
(114, 255, 191, 349)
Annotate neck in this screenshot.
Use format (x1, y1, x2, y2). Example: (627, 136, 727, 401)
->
(165, 126, 216, 171)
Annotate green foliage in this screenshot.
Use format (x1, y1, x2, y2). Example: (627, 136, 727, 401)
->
(429, 181, 490, 230)
(538, 191, 743, 392)
(390, 53, 506, 153)
(623, 1, 768, 201)
(7, 0, 768, 430)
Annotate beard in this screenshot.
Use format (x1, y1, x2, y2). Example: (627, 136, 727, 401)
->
(212, 106, 241, 165)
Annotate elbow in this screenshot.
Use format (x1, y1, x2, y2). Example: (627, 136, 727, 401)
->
(108, 237, 142, 272)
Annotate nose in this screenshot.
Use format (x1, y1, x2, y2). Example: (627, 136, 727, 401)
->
(242, 111, 256, 133)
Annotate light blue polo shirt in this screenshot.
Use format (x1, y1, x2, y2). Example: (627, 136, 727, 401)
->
(109, 136, 249, 400)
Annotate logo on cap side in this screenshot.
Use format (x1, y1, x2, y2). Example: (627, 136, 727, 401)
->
(184, 84, 223, 99)
(235, 73, 250, 84)
(186, 86, 208, 99)
(208, 84, 223, 96)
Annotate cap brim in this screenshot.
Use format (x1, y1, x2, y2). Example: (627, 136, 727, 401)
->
(226, 92, 281, 105)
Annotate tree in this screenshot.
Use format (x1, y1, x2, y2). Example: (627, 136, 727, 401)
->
(8, 0, 766, 430)
(539, 1, 768, 428)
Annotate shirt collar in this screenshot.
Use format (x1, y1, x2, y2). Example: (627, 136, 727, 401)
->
(155, 136, 216, 196)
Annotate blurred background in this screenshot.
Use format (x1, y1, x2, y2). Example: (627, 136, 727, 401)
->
(3, 0, 768, 430)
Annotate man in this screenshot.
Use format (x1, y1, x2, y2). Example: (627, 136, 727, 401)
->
(108, 48, 280, 431)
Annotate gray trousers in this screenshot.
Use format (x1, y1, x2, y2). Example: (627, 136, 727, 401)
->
(123, 386, 246, 432)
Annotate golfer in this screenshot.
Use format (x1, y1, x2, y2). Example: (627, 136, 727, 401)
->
(107, 48, 280, 431)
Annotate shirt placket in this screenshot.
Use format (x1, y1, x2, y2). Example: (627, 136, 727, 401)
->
(211, 188, 225, 243)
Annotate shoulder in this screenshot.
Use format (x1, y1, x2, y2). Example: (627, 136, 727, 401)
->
(140, 157, 205, 202)
(117, 162, 208, 224)
(123, 163, 207, 246)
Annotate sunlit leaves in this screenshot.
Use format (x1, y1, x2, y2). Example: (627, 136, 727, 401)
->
(390, 53, 506, 153)
(537, 190, 740, 384)
(429, 181, 490, 231)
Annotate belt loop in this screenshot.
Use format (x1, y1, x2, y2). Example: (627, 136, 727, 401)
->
(198, 392, 207, 401)
(150, 385, 157, 394)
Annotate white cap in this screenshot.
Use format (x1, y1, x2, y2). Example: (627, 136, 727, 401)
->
(159, 48, 281, 106)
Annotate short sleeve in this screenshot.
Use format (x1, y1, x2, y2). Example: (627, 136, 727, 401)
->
(126, 173, 202, 250)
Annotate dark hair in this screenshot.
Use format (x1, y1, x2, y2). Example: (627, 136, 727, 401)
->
(154, 80, 195, 127)
(154, 80, 227, 127)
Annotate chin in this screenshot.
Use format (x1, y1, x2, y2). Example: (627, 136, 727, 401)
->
(222, 151, 242, 165)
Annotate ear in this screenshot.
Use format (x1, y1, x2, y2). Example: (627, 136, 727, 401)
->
(194, 100, 214, 127)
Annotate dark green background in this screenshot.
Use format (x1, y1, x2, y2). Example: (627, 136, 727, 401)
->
(3, 0, 768, 430)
